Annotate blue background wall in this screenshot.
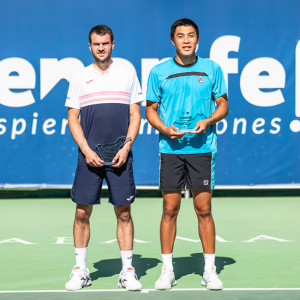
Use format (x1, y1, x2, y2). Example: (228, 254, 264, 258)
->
(0, 0, 299, 186)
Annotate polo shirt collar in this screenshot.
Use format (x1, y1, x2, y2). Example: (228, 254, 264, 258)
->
(173, 56, 198, 68)
(91, 60, 114, 77)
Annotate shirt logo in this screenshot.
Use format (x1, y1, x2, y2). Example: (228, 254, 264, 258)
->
(86, 79, 94, 84)
(198, 77, 203, 83)
(204, 180, 209, 185)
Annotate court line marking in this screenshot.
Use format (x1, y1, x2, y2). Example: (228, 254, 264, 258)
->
(1, 288, 300, 293)
(169, 288, 300, 291)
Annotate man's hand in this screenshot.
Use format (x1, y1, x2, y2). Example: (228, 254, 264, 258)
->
(146, 101, 186, 140)
(85, 148, 103, 167)
(163, 126, 186, 140)
(112, 147, 130, 168)
(193, 119, 211, 134)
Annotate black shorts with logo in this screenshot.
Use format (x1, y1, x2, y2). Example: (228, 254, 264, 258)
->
(159, 152, 216, 191)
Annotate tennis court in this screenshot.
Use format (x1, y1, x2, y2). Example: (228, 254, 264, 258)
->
(1, 196, 300, 299)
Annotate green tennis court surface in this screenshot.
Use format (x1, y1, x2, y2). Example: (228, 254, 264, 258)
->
(1, 197, 300, 299)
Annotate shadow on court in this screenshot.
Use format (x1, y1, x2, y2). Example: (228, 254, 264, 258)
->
(173, 253, 236, 280)
(90, 253, 235, 281)
(90, 254, 160, 281)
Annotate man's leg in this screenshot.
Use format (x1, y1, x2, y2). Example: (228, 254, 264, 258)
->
(192, 190, 215, 254)
(155, 153, 186, 290)
(114, 204, 142, 290)
(161, 190, 181, 255)
(114, 204, 133, 253)
(66, 163, 103, 291)
(193, 190, 223, 290)
(65, 204, 93, 291)
(106, 163, 141, 290)
(154, 190, 181, 290)
(73, 204, 93, 267)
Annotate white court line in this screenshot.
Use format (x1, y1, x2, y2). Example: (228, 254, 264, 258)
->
(0, 289, 126, 293)
(1, 288, 300, 293)
(167, 288, 300, 291)
(2, 184, 300, 190)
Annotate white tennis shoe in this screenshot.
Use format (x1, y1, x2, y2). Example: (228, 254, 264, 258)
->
(65, 265, 92, 291)
(201, 265, 223, 290)
(118, 267, 142, 291)
(155, 265, 177, 290)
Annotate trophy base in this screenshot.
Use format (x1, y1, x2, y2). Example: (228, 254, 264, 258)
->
(102, 162, 117, 166)
(176, 129, 197, 133)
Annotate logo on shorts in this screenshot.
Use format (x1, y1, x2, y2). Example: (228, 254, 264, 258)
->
(127, 196, 134, 201)
(198, 77, 203, 83)
(204, 180, 209, 185)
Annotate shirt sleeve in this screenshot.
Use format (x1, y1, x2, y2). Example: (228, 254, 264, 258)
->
(130, 72, 144, 104)
(212, 63, 228, 99)
(146, 67, 161, 103)
(65, 75, 80, 109)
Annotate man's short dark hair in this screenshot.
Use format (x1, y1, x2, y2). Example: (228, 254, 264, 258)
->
(89, 25, 114, 43)
(170, 18, 199, 40)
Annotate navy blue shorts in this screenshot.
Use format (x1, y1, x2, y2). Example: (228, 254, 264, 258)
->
(71, 162, 136, 206)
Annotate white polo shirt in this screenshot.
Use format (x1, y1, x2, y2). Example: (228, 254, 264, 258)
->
(65, 61, 143, 165)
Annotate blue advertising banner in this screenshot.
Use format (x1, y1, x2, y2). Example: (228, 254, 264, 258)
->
(0, 0, 299, 187)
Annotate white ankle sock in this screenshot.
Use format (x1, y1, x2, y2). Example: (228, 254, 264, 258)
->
(204, 253, 215, 272)
(161, 253, 173, 271)
(75, 247, 87, 269)
(121, 250, 133, 270)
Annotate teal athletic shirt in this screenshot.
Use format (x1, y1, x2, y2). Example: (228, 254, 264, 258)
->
(146, 56, 227, 155)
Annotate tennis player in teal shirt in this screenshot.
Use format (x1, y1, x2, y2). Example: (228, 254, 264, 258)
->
(146, 18, 228, 291)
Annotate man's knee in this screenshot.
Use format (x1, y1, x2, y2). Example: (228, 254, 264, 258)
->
(163, 206, 179, 222)
(115, 205, 131, 223)
(119, 211, 132, 223)
(75, 205, 92, 224)
(195, 206, 212, 220)
(162, 192, 181, 222)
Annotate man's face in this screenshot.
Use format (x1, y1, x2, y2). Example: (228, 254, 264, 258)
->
(171, 25, 198, 57)
(89, 33, 114, 63)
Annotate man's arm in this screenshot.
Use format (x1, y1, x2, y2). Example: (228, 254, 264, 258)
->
(112, 102, 141, 168)
(68, 107, 103, 167)
(146, 101, 186, 140)
(194, 93, 229, 134)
